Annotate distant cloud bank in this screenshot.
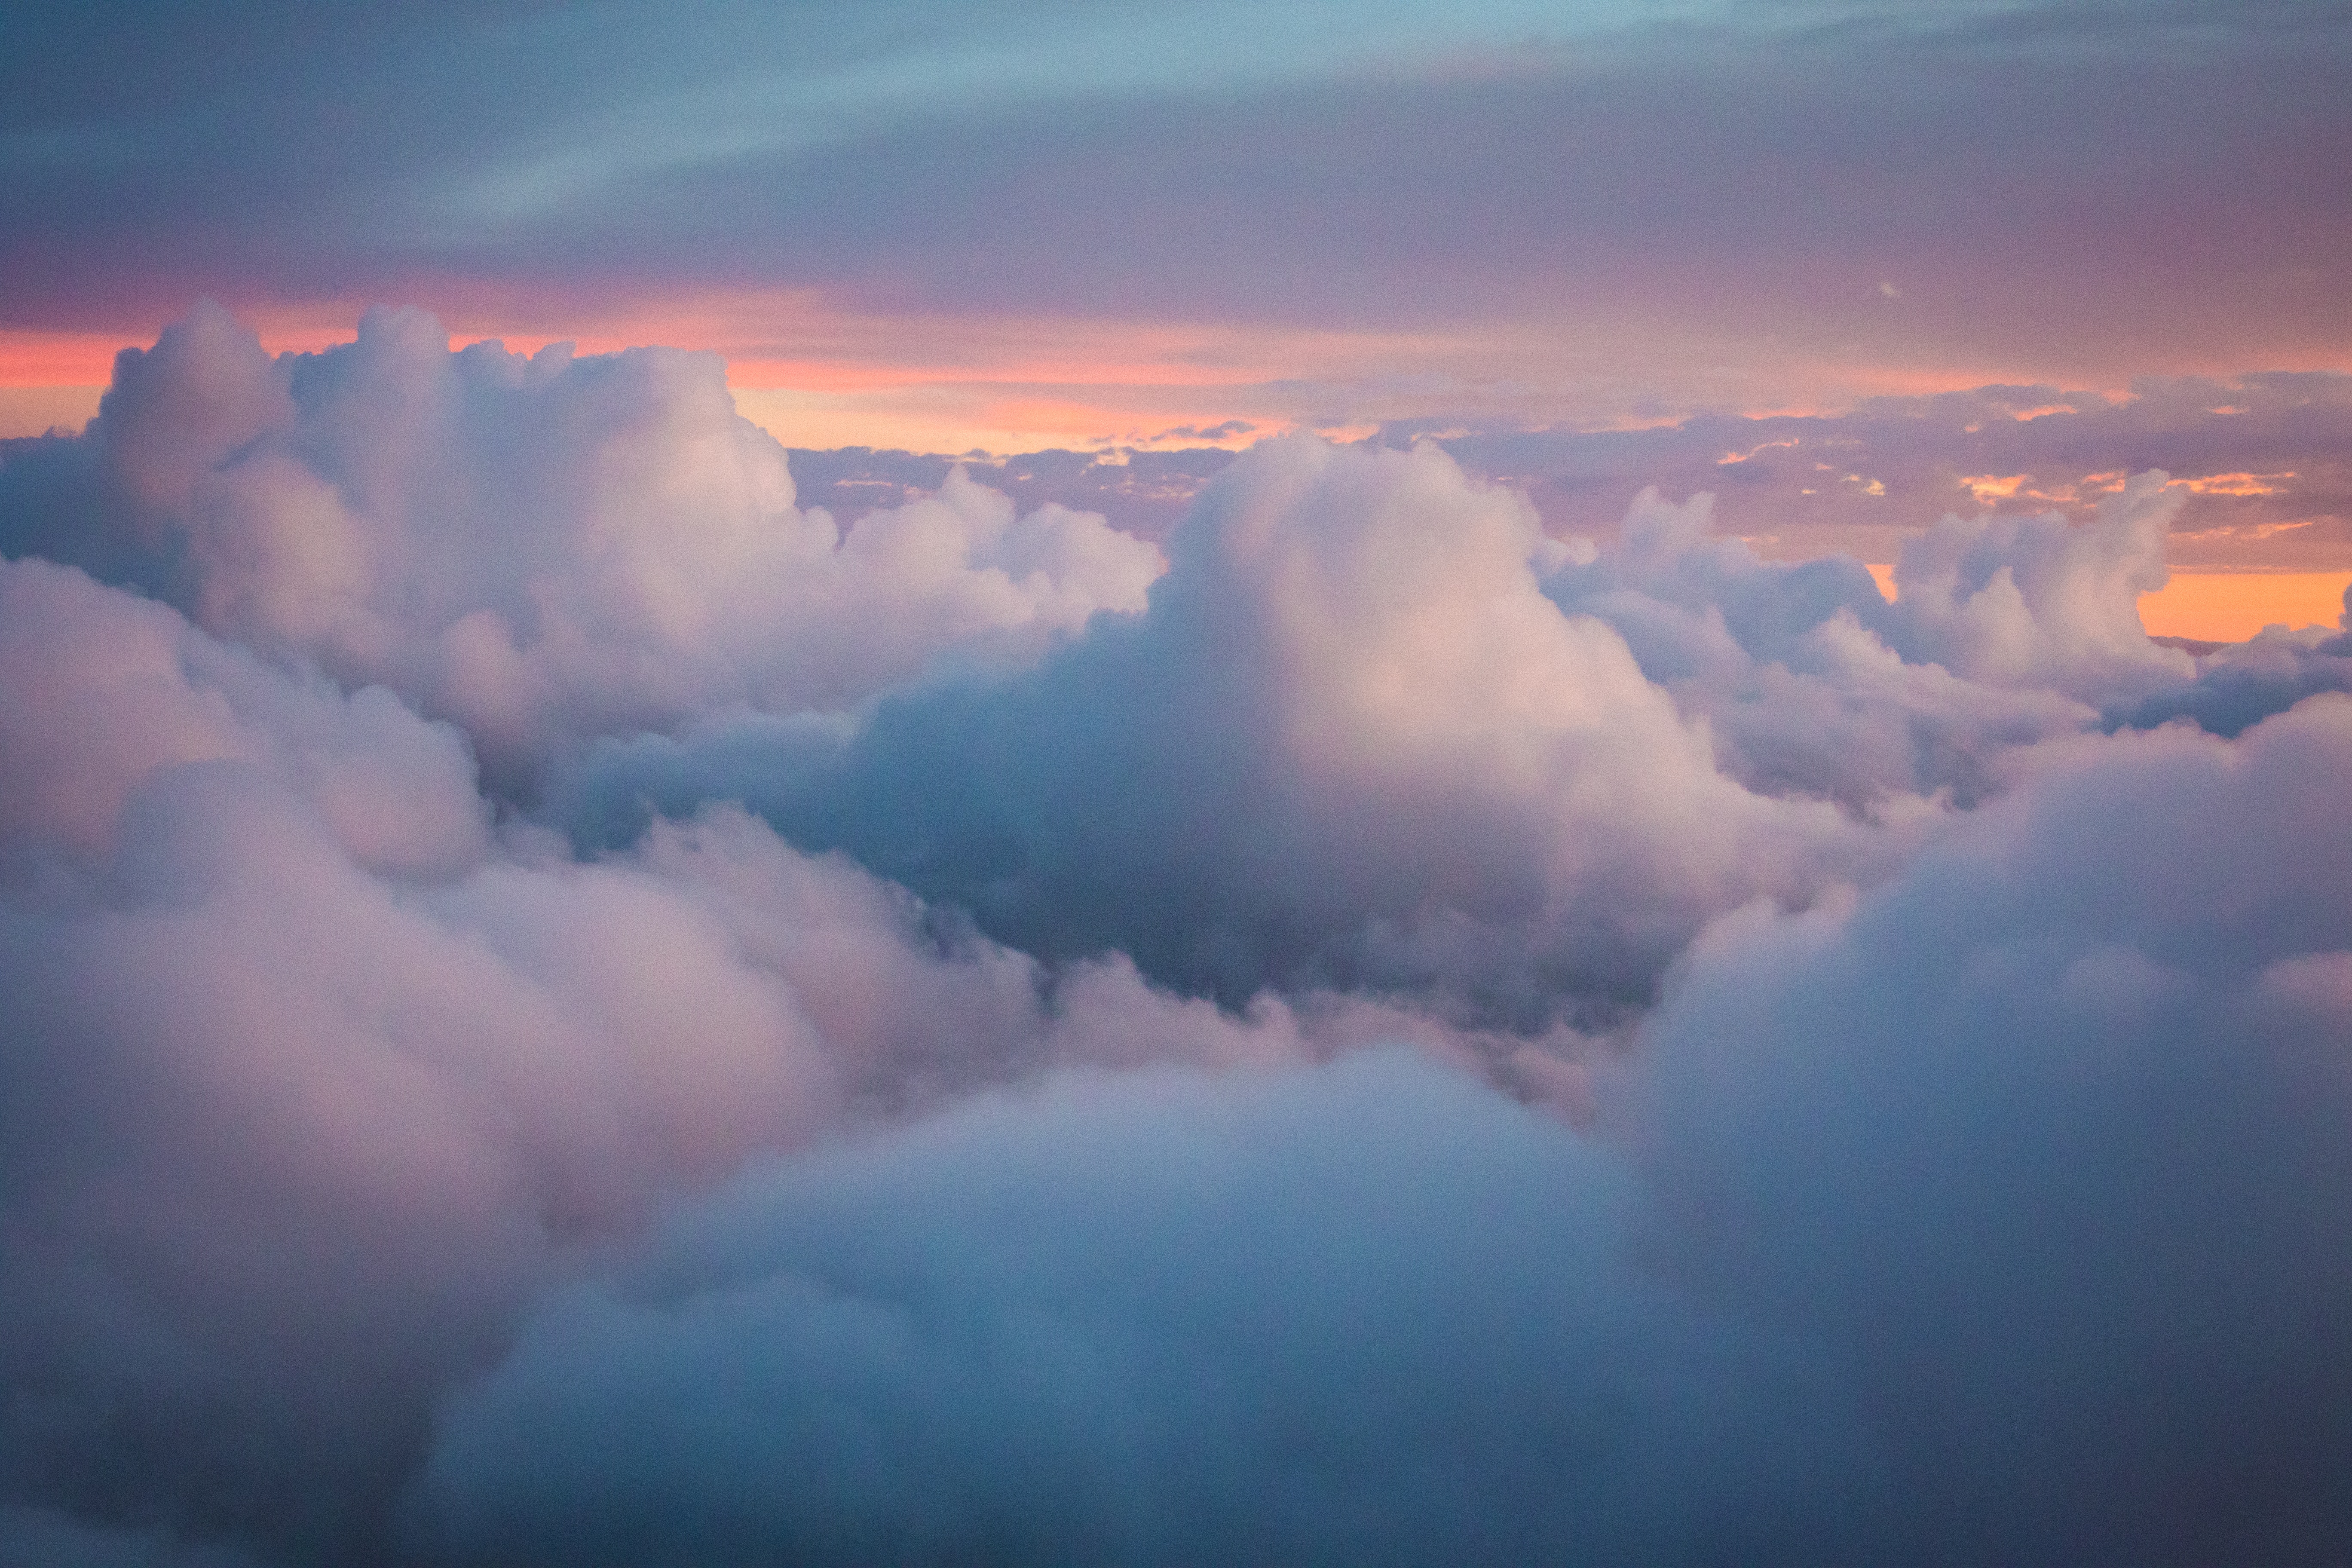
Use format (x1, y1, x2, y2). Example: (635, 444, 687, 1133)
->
(786, 371, 2352, 576)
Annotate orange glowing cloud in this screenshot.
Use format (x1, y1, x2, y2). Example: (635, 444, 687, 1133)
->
(2177, 472, 2296, 497)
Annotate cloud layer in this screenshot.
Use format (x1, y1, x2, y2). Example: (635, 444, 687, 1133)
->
(787, 370, 2352, 576)
(0, 304, 1158, 787)
(1641, 692, 2352, 1563)
(0, 309, 2349, 1564)
(416, 1052, 1872, 1568)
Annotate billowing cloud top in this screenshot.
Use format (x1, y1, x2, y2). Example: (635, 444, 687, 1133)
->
(0, 304, 1161, 785)
(0, 309, 2349, 1565)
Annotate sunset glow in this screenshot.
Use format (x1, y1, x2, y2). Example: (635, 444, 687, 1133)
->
(2136, 572, 2352, 643)
(4, 5, 2351, 1564)
(1866, 564, 2352, 645)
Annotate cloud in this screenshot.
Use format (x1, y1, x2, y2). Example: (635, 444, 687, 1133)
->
(0, 557, 1402, 1560)
(765, 371, 2352, 575)
(0, 305, 1162, 788)
(0, 554, 486, 876)
(1401, 372, 2352, 570)
(561, 435, 1898, 1020)
(2, 306, 2351, 1565)
(1534, 485, 2097, 805)
(412, 1051, 1874, 1568)
(1880, 470, 2193, 701)
(1638, 692, 2352, 1562)
(2109, 588, 2352, 736)
(781, 445, 1240, 544)
(0, 1507, 266, 1568)
(414, 694, 2352, 1568)
(558, 437, 2195, 1018)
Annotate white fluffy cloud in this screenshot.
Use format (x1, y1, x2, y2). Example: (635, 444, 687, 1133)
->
(0, 561, 1406, 1563)
(565, 437, 1908, 1018)
(1, 308, 2348, 1565)
(0, 303, 1162, 785)
(2111, 605, 2352, 737)
(1537, 485, 2098, 805)
(1883, 470, 2193, 701)
(0, 555, 485, 875)
(567, 445, 2220, 1021)
(416, 695, 2352, 1567)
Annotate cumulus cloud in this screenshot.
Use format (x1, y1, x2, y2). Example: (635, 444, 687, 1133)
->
(416, 703, 2352, 1568)
(2110, 585, 2352, 737)
(564, 441, 2200, 1016)
(1638, 692, 2352, 1563)
(784, 445, 1236, 545)
(3, 307, 2350, 1565)
(563, 435, 1903, 1020)
(1880, 470, 2193, 702)
(0, 555, 486, 876)
(1536, 485, 2092, 805)
(412, 1052, 1872, 1568)
(0, 303, 1162, 787)
(800, 371, 2352, 571)
(0, 560, 1378, 1561)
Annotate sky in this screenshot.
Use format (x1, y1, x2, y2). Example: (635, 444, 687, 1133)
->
(5, 5, 2352, 1566)
(5, 0, 2352, 626)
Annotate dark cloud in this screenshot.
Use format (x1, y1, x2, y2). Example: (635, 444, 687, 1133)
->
(2109, 607, 2352, 738)
(413, 1052, 1876, 1568)
(1639, 692, 2352, 1564)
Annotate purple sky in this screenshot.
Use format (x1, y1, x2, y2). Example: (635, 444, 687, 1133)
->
(7, 11, 2352, 1566)
(5, 1, 2348, 505)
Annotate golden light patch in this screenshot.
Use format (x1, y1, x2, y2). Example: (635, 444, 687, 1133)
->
(1717, 438, 1802, 466)
(2139, 573, 2352, 643)
(1960, 474, 2028, 504)
(2179, 472, 2295, 497)
(1863, 565, 2348, 643)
